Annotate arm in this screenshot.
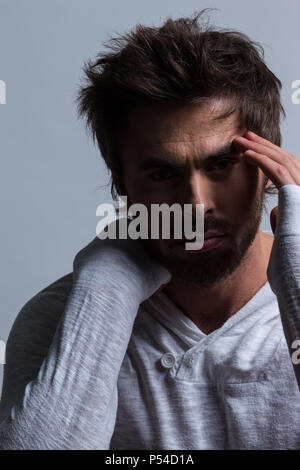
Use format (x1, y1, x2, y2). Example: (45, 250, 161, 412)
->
(0, 233, 171, 449)
(267, 184, 300, 387)
(233, 130, 300, 388)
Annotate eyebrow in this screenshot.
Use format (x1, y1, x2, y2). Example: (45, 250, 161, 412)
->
(138, 141, 237, 171)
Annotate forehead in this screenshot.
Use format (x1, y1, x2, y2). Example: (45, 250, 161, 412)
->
(122, 97, 244, 156)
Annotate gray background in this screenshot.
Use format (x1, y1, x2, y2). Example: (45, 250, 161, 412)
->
(0, 0, 299, 392)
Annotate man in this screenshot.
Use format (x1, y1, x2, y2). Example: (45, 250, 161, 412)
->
(0, 10, 300, 449)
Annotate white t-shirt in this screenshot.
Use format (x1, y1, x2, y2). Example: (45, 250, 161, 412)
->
(112, 280, 300, 449)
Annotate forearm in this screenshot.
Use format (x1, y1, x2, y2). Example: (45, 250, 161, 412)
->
(0, 248, 150, 449)
(267, 184, 300, 387)
(0, 280, 140, 449)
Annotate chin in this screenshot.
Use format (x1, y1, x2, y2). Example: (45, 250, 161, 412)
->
(159, 237, 253, 286)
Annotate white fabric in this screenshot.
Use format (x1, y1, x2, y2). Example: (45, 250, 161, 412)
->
(0, 184, 300, 449)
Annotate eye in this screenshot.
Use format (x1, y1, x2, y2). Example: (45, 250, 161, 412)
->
(208, 159, 237, 172)
(149, 169, 177, 181)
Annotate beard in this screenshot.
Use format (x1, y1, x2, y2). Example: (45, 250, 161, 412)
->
(142, 188, 266, 288)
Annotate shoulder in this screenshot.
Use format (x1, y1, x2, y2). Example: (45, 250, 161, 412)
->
(7, 272, 74, 347)
(0, 272, 74, 412)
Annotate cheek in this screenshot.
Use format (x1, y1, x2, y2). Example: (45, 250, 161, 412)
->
(216, 163, 259, 217)
(124, 174, 177, 206)
(239, 162, 261, 204)
(128, 181, 146, 203)
(122, 169, 143, 203)
(234, 164, 261, 216)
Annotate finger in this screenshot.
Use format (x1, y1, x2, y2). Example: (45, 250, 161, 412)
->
(244, 131, 300, 166)
(243, 150, 298, 188)
(235, 137, 300, 178)
(235, 135, 299, 165)
(244, 131, 289, 154)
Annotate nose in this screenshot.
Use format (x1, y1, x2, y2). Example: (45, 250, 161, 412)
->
(182, 171, 215, 215)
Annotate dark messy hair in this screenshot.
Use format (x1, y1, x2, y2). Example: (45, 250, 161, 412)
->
(77, 8, 284, 200)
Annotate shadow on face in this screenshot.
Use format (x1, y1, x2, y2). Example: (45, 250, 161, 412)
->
(118, 97, 267, 285)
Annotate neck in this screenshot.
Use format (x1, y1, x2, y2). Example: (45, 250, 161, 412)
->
(163, 230, 274, 335)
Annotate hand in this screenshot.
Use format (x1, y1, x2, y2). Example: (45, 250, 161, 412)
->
(73, 219, 172, 301)
(233, 131, 300, 234)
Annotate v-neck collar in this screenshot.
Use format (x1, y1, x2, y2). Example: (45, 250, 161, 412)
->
(144, 280, 277, 348)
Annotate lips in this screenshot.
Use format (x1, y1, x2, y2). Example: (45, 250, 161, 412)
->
(200, 235, 227, 252)
(174, 230, 227, 243)
(203, 230, 225, 240)
(174, 231, 225, 243)
(175, 233, 228, 253)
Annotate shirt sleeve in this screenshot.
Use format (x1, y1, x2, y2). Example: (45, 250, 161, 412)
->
(0, 257, 146, 449)
(267, 184, 300, 388)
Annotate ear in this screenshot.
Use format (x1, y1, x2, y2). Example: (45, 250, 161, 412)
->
(270, 206, 278, 234)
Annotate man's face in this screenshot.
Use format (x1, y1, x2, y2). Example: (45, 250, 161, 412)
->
(119, 98, 267, 287)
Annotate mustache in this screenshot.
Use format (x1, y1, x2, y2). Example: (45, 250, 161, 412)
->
(168, 215, 232, 239)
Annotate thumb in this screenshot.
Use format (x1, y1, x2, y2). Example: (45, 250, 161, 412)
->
(270, 206, 278, 235)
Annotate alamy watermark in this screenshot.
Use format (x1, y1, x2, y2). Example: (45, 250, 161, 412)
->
(96, 196, 205, 250)
(0, 80, 6, 104)
(291, 80, 300, 104)
(1, 80, 7, 361)
(291, 340, 300, 365)
(0, 340, 6, 365)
